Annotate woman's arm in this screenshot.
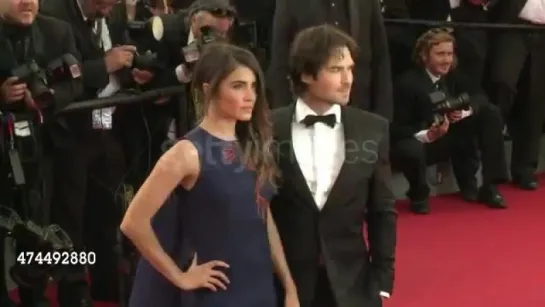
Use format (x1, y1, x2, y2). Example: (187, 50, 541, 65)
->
(120, 140, 199, 288)
(267, 207, 297, 294)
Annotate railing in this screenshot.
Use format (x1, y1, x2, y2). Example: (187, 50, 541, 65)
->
(383, 18, 545, 31)
(58, 86, 185, 113)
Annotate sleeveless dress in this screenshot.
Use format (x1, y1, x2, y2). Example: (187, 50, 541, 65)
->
(128, 126, 277, 307)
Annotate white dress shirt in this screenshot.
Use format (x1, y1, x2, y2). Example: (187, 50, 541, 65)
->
(414, 70, 472, 143)
(447, 0, 460, 21)
(292, 99, 344, 210)
(292, 99, 390, 299)
(519, 0, 545, 24)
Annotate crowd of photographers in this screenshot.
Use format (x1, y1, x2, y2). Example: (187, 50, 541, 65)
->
(0, 0, 544, 306)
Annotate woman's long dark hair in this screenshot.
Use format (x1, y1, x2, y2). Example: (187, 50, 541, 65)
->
(191, 43, 277, 188)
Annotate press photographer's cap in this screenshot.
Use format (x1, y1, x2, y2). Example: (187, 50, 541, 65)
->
(188, 0, 237, 18)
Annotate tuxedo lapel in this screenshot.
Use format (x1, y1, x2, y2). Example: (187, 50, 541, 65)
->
(417, 69, 437, 92)
(274, 105, 319, 211)
(348, 0, 360, 38)
(321, 107, 362, 212)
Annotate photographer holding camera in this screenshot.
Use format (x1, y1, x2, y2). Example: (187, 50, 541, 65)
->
(38, 0, 157, 305)
(390, 28, 508, 214)
(152, 0, 235, 137)
(0, 0, 82, 306)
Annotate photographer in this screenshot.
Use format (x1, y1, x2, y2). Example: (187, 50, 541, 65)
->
(0, 0, 82, 306)
(390, 28, 508, 214)
(152, 0, 235, 137)
(39, 0, 155, 305)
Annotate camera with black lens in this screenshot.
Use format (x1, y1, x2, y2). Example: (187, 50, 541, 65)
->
(11, 61, 53, 104)
(7, 54, 82, 108)
(46, 53, 82, 83)
(0, 206, 74, 287)
(429, 91, 471, 123)
(127, 16, 165, 71)
(181, 25, 224, 70)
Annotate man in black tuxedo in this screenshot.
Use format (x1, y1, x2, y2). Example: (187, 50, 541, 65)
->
(0, 0, 82, 306)
(267, 0, 393, 120)
(488, 0, 545, 190)
(271, 25, 396, 307)
(391, 28, 508, 214)
(39, 0, 156, 305)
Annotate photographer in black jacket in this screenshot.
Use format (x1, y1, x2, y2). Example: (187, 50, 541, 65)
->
(150, 0, 236, 140)
(39, 0, 156, 305)
(390, 28, 508, 214)
(0, 0, 82, 306)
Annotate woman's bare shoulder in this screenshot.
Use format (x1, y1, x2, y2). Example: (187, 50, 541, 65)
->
(155, 140, 200, 175)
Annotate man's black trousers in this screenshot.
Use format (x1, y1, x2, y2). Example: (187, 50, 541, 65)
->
(51, 131, 126, 302)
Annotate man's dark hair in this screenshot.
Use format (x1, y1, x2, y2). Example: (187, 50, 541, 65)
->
(288, 24, 358, 95)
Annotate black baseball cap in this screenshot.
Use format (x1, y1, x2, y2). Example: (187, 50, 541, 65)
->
(187, 0, 237, 18)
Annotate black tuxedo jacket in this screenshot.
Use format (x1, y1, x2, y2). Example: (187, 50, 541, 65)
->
(406, 0, 491, 21)
(40, 0, 128, 100)
(271, 105, 397, 307)
(266, 0, 393, 120)
(0, 15, 83, 148)
(391, 68, 489, 142)
(490, 0, 528, 22)
(40, 0, 137, 142)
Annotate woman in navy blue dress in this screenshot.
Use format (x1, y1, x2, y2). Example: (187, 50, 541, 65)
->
(120, 43, 299, 307)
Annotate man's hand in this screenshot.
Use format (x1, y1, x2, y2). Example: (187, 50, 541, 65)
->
(447, 110, 463, 123)
(105, 45, 137, 73)
(132, 68, 154, 85)
(426, 116, 450, 142)
(1, 77, 26, 103)
(175, 64, 192, 84)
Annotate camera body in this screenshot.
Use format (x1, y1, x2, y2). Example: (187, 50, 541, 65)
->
(127, 17, 165, 71)
(47, 53, 82, 83)
(9, 54, 81, 107)
(11, 61, 52, 104)
(428, 91, 471, 123)
(133, 51, 163, 71)
(181, 26, 224, 69)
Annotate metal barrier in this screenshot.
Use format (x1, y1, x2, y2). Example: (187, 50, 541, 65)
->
(54, 18, 545, 114)
(58, 86, 185, 113)
(383, 18, 545, 31)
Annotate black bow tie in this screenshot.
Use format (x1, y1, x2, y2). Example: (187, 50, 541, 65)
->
(301, 114, 336, 128)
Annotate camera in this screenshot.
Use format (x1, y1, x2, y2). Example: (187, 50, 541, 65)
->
(429, 91, 471, 122)
(0, 206, 74, 286)
(8, 54, 82, 108)
(47, 53, 82, 83)
(11, 61, 52, 103)
(181, 25, 224, 69)
(127, 17, 165, 71)
(132, 51, 163, 71)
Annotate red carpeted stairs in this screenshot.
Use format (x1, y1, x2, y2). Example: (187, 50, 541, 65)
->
(10, 176, 545, 307)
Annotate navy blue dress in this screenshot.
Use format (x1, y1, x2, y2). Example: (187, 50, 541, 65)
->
(128, 127, 276, 307)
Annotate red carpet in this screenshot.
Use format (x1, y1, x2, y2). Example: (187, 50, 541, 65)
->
(10, 176, 545, 307)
